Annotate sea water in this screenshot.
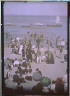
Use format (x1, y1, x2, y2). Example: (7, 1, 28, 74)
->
(4, 16, 67, 46)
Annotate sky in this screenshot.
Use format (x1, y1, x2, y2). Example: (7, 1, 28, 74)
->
(4, 2, 67, 16)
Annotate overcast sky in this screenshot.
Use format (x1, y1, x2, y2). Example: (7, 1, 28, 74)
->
(4, 2, 67, 16)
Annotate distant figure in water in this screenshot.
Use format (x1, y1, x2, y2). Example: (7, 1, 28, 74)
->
(6, 31, 8, 37)
(16, 37, 20, 42)
(34, 33, 37, 40)
(50, 39, 52, 48)
(40, 34, 43, 38)
(27, 31, 29, 34)
(46, 38, 49, 49)
(30, 33, 33, 37)
(6, 31, 12, 41)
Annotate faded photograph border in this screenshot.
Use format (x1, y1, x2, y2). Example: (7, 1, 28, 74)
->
(1, 1, 69, 95)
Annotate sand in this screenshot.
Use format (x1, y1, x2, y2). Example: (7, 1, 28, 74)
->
(4, 46, 67, 91)
(4, 47, 67, 80)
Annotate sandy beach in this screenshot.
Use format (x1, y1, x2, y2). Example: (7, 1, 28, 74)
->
(4, 46, 67, 90)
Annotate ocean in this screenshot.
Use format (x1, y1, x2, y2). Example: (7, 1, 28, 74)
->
(4, 15, 67, 47)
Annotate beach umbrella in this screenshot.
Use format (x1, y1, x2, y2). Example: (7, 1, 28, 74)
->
(40, 77, 51, 87)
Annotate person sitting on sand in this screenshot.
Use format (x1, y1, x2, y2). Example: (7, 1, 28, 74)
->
(14, 58, 19, 67)
(45, 50, 54, 64)
(12, 46, 19, 54)
(27, 65, 32, 73)
(19, 74, 25, 83)
(4, 58, 11, 69)
(13, 73, 19, 83)
(22, 58, 27, 67)
(49, 80, 56, 93)
(55, 78, 64, 93)
(32, 68, 42, 81)
(36, 68, 42, 76)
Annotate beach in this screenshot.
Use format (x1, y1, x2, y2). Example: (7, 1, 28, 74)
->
(4, 45, 67, 91)
(4, 47, 67, 79)
(3, 15, 68, 94)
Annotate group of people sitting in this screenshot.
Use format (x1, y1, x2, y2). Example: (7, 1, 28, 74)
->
(4, 61, 68, 95)
(4, 32, 68, 95)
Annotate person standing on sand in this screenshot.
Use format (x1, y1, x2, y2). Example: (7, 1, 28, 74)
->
(50, 39, 53, 48)
(37, 48, 41, 64)
(28, 40, 32, 49)
(36, 37, 41, 49)
(22, 48, 25, 59)
(19, 43, 23, 55)
(24, 37, 27, 44)
(14, 58, 19, 66)
(59, 45, 63, 58)
(26, 47, 32, 62)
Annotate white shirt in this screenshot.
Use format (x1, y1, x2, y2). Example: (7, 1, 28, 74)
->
(50, 84, 55, 91)
(14, 60, 19, 66)
(60, 41, 65, 46)
(63, 73, 67, 92)
(63, 74, 67, 83)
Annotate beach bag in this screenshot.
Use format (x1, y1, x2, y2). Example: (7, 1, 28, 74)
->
(40, 77, 51, 87)
(32, 72, 42, 81)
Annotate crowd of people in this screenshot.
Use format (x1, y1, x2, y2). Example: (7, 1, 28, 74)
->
(4, 64, 68, 95)
(5, 31, 67, 64)
(4, 31, 68, 95)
